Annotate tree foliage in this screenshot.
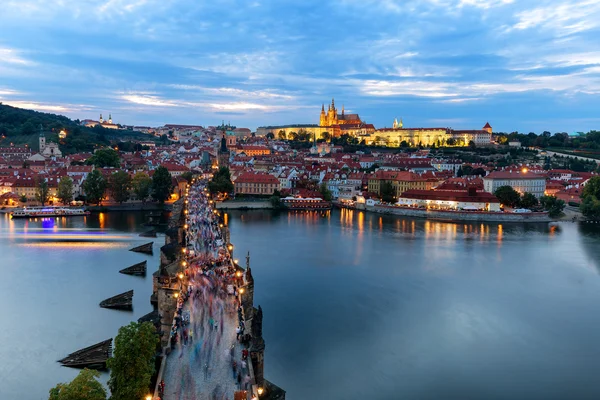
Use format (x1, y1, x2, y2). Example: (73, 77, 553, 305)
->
(520, 192, 539, 209)
(107, 322, 159, 400)
(35, 177, 50, 205)
(109, 171, 131, 204)
(83, 169, 107, 205)
(581, 195, 600, 220)
(319, 183, 333, 201)
(87, 149, 120, 168)
(380, 181, 396, 203)
(151, 166, 173, 203)
(57, 176, 74, 205)
(265, 132, 274, 140)
(132, 172, 152, 202)
(49, 368, 107, 400)
(580, 176, 600, 220)
(539, 195, 566, 218)
(494, 185, 521, 208)
(208, 166, 234, 195)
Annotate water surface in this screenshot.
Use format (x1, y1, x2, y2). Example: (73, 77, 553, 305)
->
(227, 210, 600, 400)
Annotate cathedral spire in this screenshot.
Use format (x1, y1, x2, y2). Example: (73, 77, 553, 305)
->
(331, 98, 335, 109)
(321, 103, 324, 112)
(342, 105, 344, 115)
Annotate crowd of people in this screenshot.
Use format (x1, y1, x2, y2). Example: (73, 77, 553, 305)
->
(162, 181, 253, 400)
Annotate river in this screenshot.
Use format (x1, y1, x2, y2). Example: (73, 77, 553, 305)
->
(2, 210, 600, 399)
(0, 211, 162, 400)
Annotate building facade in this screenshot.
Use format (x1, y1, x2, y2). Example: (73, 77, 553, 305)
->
(483, 170, 547, 197)
(234, 172, 280, 195)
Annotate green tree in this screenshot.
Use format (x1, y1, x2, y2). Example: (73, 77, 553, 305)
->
(581, 195, 600, 220)
(468, 140, 476, 149)
(49, 368, 107, 400)
(180, 171, 193, 183)
(520, 192, 538, 209)
(83, 169, 107, 205)
(277, 130, 286, 140)
(539, 195, 566, 218)
(321, 131, 331, 142)
(582, 176, 600, 199)
(57, 176, 74, 205)
(109, 171, 131, 204)
(19, 194, 27, 203)
(446, 138, 456, 146)
(319, 183, 333, 201)
(151, 166, 173, 203)
(132, 172, 152, 202)
(107, 322, 159, 400)
(380, 181, 396, 203)
(580, 176, 600, 220)
(35, 177, 50, 205)
(207, 166, 234, 195)
(265, 132, 275, 140)
(494, 185, 521, 208)
(87, 149, 120, 168)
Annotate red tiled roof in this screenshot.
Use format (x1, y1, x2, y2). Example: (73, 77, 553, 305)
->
(485, 170, 547, 180)
(235, 172, 279, 184)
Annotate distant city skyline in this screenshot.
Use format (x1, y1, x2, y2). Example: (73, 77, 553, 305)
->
(1, 0, 600, 132)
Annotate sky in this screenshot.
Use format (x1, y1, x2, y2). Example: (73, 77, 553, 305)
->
(1, 0, 600, 133)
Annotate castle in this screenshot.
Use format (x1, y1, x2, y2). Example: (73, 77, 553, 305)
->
(319, 98, 362, 127)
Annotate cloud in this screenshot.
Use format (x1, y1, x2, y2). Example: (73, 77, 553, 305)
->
(168, 85, 294, 100)
(121, 94, 179, 107)
(2, 101, 74, 112)
(511, 1, 600, 36)
(0, 48, 32, 65)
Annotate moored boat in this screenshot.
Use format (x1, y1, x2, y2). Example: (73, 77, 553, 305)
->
(10, 206, 90, 219)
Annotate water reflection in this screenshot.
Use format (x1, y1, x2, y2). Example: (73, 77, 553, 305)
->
(226, 210, 600, 400)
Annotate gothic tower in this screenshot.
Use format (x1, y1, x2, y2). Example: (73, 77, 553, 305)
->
(319, 104, 327, 126)
(108, 114, 112, 124)
(99, 114, 103, 124)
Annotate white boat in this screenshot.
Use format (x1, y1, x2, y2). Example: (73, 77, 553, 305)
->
(10, 206, 90, 219)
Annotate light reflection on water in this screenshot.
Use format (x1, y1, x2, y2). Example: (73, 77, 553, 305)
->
(0, 211, 161, 400)
(227, 209, 600, 400)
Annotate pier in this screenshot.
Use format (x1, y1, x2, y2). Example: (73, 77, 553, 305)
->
(149, 181, 284, 400)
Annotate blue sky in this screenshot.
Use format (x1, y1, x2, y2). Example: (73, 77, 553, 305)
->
(1, 0, 600, 132)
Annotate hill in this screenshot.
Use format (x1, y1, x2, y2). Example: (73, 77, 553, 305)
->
(0, 103, 158, 154)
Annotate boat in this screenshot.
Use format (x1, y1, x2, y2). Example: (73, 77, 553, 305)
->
(10, 206, 90, 219)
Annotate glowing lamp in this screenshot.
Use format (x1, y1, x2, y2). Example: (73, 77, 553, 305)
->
(257, 388, 264, 396)
(239, 288, 245, 294)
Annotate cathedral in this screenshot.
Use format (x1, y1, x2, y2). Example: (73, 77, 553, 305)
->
(319, 98, 362, 127)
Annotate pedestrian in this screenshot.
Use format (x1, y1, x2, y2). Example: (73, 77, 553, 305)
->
(236, 326, 241, 341)
(237, 372, 242, 389)
(241, 359, 247, 373)
(232, 360, 237, 378)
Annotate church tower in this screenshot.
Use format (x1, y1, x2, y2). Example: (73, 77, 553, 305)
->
(108, 114, 112, 124)
(393, 118, 398, 129)
(39, 133, 46, 152)
(319, 104, 327, 127)
(99, 114, 103, 124)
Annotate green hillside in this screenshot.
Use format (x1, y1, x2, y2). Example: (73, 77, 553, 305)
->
(0, 103, 158, 154)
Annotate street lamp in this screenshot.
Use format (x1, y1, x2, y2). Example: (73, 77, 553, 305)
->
(257, 387, 264, 396)
(146, 395, 152, 400)
(239, 288, 245, 294)
(178, 273, 184, 280)
(182, 261, 187, 267)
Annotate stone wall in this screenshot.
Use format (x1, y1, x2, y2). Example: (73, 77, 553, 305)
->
(367, 204, 552, 223)
(215, 200, 273, 210)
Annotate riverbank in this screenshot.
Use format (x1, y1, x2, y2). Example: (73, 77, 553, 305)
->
(360, 204, 552, 223)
